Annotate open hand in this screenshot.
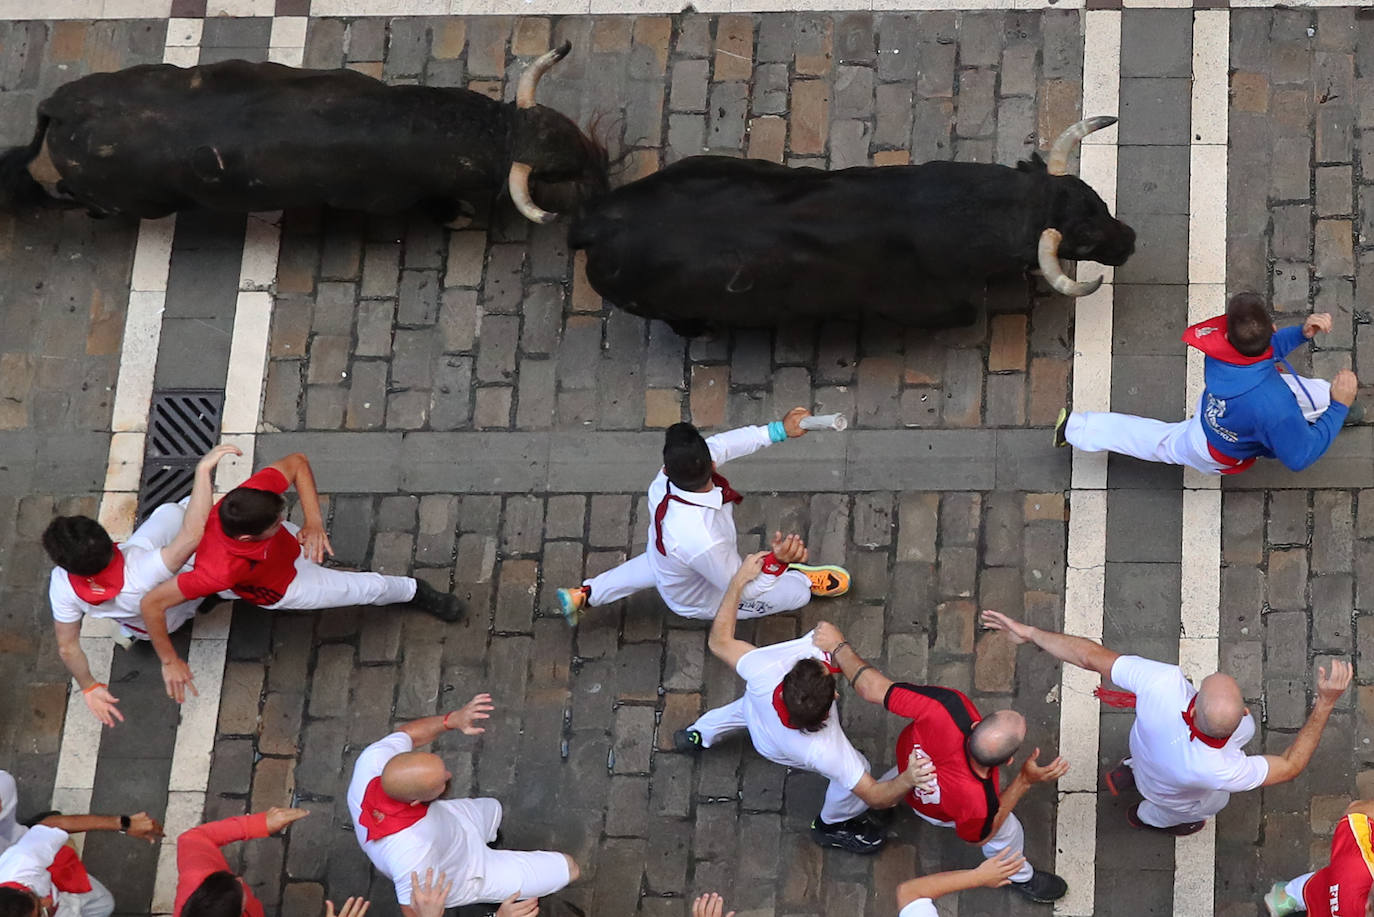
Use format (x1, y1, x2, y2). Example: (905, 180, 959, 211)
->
(410, 869, 456, 917)
(1019, 748, 1069, 784)
(496, 892, 540, 917)
(692, 893, 736, 917)
(161, 657, 198, 704)
(297, 523, 334, 564)
(979, 609, 1034, 645)
(263, 807, 310, 834)
(972, 848, 1028, 888)
(83, 684, 124, 728)
(325, 898, 370, 917)
(732, 551, 768, 588)
(444, 693, 494, 735)
(196, 443, 243, 476)
(1317, 659, 1353, 703)
(781, 406, 812, 438)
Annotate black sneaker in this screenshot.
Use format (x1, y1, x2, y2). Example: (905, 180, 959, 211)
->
(408, 580, 465, 623)
(673, 729, 703, 752)
(1053, 407, 1070, 447)
(1010, 869, 1068, 903)
(860, 807, 894, 830)
(1126, 803, 1204, 836)
(1105, 760, 1135, 796)
(809, 815, 885, 855)
(195, 595, 223, 616)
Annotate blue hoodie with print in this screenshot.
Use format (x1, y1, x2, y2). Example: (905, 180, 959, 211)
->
(1184, 314, 1347, 473)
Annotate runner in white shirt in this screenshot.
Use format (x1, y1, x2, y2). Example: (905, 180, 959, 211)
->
(554, 410, 850, 623)
(673, 554, 935, 854)
(981, 610, 1352, 833)
(347, 695, 578, 914)
(42, 445, 239, 727)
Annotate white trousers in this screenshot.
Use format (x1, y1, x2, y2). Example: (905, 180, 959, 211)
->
(121, 503, 201, 639)
(584, 552, 812, 620)
(1066, 374, 1330, 475)
(889, 765, 1035, 884)
(264, 551, 415, 611)
(443, 798, 573, 906)
(1283, 871, 1314, 909)
(54, 876, 114, 917)
(691, 699, 870, 823)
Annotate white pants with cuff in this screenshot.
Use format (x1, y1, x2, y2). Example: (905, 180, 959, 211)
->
(446, 798, 573, 905)
(690, 699, 870, 823)
(264, 554, 416, 611)
(889, 767, 1034, 884)
(584, 552, 812, 620)
(54, 876, 114, 917)
(119, 502, 203, 640)
(1066, 374, 1330, 475)
(1281, 872, 1313, 909)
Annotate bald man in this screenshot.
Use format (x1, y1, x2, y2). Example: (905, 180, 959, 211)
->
(346, 696, 579, 914)
(982, 610, 1352, 835)
(812, 622, 1069, 904)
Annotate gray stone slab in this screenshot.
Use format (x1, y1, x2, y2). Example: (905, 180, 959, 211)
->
(1117, 77, 1192, 146)
(154, 316, 233, 388)
(844, 430, 997, 491)
(1113, 284, 1188, 356)
(1225, 427, 1374, 490)
(1106, 489, 1183, 563)
(255, 433, 404, 492)
(1115, 146, 1191, 215)
(547, 432, 661, 493)
(994, 429, 1071, 492)
(401, 433, 549, 493)
(1112, 213, 1189, 284)
(1119, 9, 1193, 77)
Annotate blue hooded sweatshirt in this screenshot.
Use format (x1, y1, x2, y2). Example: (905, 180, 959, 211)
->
(1185, 315, 1347, 473)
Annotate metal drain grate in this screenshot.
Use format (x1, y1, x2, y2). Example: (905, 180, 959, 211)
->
(137, 390, 224, 521)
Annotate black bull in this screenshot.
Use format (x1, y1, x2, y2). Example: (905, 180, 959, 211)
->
(569, 118, 1135, 335)
(0, 44, 607, 223)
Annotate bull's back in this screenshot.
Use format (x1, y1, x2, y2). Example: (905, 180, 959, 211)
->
(40, 61, 506, 216)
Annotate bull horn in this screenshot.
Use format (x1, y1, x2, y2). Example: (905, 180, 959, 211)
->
(1038, 228, 1103, 297)
(1046, 115, 1118, 176)
(508, 161, 556, 224)
(516, 40, 572, 109)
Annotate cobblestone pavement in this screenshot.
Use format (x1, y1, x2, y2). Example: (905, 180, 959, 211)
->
(3, 7, 1373, 917)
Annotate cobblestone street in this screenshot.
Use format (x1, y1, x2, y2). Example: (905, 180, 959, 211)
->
(1, 5, 1373, 917)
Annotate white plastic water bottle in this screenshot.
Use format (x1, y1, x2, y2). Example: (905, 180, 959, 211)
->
(911, 744, 941, 803)
(798, 413, 849, 432)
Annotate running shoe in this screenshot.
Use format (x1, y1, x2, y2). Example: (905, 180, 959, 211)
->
(790, 564, 851, 597)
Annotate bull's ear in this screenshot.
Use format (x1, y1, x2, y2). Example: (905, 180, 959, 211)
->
(1016, 152, 1048, 173)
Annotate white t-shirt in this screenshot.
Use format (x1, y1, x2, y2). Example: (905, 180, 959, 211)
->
(735, 632, 869, 790)
(48, 541, 197, 637)
(0, 824, 67, 898)
(645, 425, 782, 618)
(1114, 655, 1269, 819)
(898, 899, 938, 917)
(0, 770, 24, 855)
(347, 732, 478, 907)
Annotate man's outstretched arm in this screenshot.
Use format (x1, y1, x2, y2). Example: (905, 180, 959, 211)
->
(159, 444, 241, 572)
(980, 610, 1121, 679)
(812, 622, 894, 705)
(397, 693, 494, 748)
(706, 553, 767, 669)
(979, 749, 1068, 843)
(140, 577, 198, 703)
(1263, 660, 1351, 785)
(266, 452, 332, 562)
(896, 850, 1028, 909)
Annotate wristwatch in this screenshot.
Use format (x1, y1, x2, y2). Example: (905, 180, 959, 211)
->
(119, 815, 130, 833)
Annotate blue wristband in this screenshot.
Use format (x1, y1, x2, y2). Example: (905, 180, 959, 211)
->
(768, 421, 787, 443)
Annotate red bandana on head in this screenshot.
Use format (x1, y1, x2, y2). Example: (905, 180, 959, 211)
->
(771, 657, 843, 730)
(1181, 698, 1229, 749)
(360, 777, 430, 841)
(68, 548, 125, 605)
(653, 473, 743, 555)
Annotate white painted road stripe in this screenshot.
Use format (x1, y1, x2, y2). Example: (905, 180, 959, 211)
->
(1054, 9, 1119, 916)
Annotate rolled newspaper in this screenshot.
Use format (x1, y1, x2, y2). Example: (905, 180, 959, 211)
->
(798, 413, 849, 432)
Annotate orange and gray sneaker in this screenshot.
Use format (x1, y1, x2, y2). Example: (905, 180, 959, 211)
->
(790, 564, 851, 597)
(556, 585, 589, 625)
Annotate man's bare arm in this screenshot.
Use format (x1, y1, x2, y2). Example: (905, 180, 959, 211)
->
(54, 620, 96, 689)
(1263, 660, 1351, 785)
(268, 452, 332, 562)
(139, 578, 198, 703)
(980, 749, 1068, 842)
(160, 444, 241, 572)
(812, 622, 894, 705)
(706, 553, 767, 670)
(398, 694, 494, 748)
(980, 610, 1121, 679)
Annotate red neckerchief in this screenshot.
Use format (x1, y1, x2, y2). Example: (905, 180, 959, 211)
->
(47, 846, 91, 893)
(68, 548, 125, 605)
(653, 473, 743, 555)
(771, 657, 842, 730)
(1181, 315, 1273, 366)
(360, 777, 430, 841)
(1181, 697, 1229, 749)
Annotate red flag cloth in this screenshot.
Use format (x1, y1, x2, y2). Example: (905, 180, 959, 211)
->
(653, 474, 742, 555)
(360, 777, 430, 841)
(68, 548, 125, 605)
(1093, 686, 1137, 708)
(47, 845, 92, 893)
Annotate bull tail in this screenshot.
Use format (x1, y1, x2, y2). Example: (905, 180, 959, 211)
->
(0, 114, 54, 210)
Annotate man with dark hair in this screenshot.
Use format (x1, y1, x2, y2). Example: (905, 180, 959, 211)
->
(1264, 798, 1374, 916)
(674, 556, 935, 854)
(981, 610, 1350, 836)
(812, 621, 1069, 904)
(1054, 295, 1358, 473)
(348, 695, 578, 915)
(43, 445, 239, 727)
(555, 409, 849, 624)
(139, 451, 462, 704)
